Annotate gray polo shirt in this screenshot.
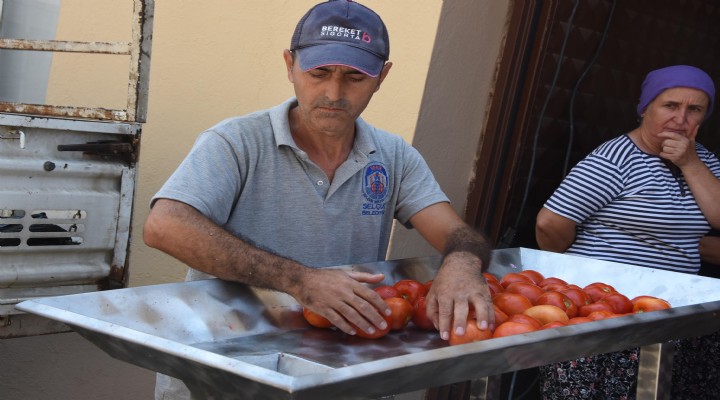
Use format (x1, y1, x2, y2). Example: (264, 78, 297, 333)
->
(152, 98, 449, 268)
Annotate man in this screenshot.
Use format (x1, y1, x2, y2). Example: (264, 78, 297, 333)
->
(144, 1, 493, 397)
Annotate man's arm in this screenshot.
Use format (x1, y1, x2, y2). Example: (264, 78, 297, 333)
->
(408, 202, 493, 341)
(535, 207, 577, 252)
(143, 198, 390, 336)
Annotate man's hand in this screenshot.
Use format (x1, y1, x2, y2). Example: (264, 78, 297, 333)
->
(295, 269, 390, 336)
(425, 252, 493, 341)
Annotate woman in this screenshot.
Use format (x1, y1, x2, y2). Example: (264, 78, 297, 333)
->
(536, 65, 720, 399)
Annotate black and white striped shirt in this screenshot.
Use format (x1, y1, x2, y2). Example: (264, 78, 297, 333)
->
(545, 134, 720, 274)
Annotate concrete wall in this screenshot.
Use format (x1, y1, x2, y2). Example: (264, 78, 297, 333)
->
(1, 1, 510, 399)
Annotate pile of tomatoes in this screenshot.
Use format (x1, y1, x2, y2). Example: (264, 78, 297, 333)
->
(456, 269, 672, 345)
(302, 270, 672, 345)
(302, 278, 434, 339)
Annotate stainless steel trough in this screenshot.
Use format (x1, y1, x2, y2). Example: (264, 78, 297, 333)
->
(15, 248, 720, 399)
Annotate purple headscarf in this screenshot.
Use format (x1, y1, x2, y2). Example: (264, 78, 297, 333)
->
(636, 65, 715, 120)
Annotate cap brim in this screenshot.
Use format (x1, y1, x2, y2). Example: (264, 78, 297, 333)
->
(296, 44, 384, 77)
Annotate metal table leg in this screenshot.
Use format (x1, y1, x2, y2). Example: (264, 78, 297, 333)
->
(636, 342, 675, 400)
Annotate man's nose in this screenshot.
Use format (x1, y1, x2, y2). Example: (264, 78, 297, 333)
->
(324, 77, 344, 101)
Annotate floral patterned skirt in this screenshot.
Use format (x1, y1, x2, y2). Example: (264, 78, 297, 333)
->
(538, 329, 720, 400)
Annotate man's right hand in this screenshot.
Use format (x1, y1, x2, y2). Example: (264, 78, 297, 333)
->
(294, 269, 390, 336)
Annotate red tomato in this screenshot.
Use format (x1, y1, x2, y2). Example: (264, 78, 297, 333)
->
(385, 297, 414, 331)
(518, 269, 545, 285)
(507, 313, 543, 329)
(523, 304, 570, 325)
(351, 302, 394, 339)
(587, 310, 619, 321)
(492, 321, 537, 338)
(567, 316, 594, 325)
(583, 283, 617, 302)
(598, 292, 633, 314)
(493, 305, 509, 325)
(302, 307, 333, 329)
(449, 319, 493, 345)
(393, 279, 428, 304)
(536, 291, 577, 318)
(560, 288, 592, 309)
(492, 292, 534, 316)
(538, 277, 568, 288)
(542, 283, 570, 292)
(374, 285, 400, 299)
(412, 297, 436, 331)
(424, 280, 433, 291)
(487, 280, 505, 295)
(483, 272, 500, 283)
(578, 301, 615, 317)
(632, 296, 671, 313)
(499, 272, 534, 288)
(505, 282, 545, 304)
(541, 320, 568, 330)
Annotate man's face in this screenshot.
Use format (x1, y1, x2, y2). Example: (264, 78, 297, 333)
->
(640, 87, 709, 146)
(284, 50, 391, 136)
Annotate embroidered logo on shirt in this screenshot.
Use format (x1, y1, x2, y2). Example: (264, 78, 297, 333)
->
(362, 162, 389, 215)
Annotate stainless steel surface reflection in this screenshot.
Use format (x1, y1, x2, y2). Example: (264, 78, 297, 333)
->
(16, 248, 720, 399)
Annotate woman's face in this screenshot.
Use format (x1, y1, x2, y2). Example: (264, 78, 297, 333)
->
(639, 87, 709, 150)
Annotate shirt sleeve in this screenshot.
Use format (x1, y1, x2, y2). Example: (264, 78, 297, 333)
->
(544, 152, 624, 224)
(150, 130, 242, 226)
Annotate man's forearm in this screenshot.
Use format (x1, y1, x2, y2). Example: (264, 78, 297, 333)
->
(442, 225, 491, 272)
(143, 199, 308, 295)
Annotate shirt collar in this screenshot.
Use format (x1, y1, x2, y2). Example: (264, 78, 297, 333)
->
(269, 97, 377, 157)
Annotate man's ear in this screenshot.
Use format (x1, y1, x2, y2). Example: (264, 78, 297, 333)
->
(374, 62, 392, 92)
(283, 49, 294, 83)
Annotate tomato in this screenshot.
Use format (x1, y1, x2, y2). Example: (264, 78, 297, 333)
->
(587, 310, 619, 321)
(583, 283, 616, 302)
(483, 272, 500, 283)
(493, 305, 509, 325)
(302, 307, 333, 329)
(424, 280, 433, 291)
(538, 277, 568, 288)
(523, 304, 570, 325)
(567, 316, 594, 325)
(374, 285, 400, 299)
(518, 269, 545, 285)
(352, 321, 391, 339)
(412, 297, 436, 331)
(499, 272, 534, 288)
(492, 292, 533, 316)
(542, 283, 570, 292)
(632, 296, 671, 313)
(560, 288, 592, 309)
(541, 321, 568, 330)
(351, 302, 394, 339)
(507, 313, 543, 329)
(505, 282, 545, 304)
(487, 280, 505, 295)
(536, 291, 577, 318)
(492, 321, 537, 338)
(385, 297, 414, 330)
(598, 292, 633, 314)
(449, 319, 493, 345)
(393, 279, 428, 304)
(578, 301, 614, 317)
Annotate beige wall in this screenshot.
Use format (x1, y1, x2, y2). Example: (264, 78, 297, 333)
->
(47, 0, 443, 286)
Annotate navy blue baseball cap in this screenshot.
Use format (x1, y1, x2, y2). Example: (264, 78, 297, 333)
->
(290, 0, 390, 77)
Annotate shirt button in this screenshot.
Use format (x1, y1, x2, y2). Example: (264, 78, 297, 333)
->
(317, 180, 324, 186)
